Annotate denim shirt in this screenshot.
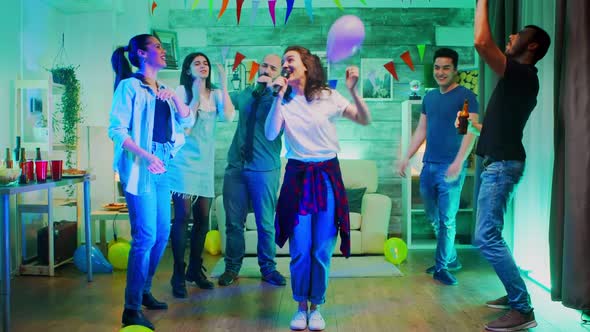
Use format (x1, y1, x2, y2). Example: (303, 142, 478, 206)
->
(108, 77, 195, 195)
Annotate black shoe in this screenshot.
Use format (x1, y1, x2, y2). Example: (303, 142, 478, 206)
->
(262, 270, 287, 286)
(186, 265, 215, 289)
(425, 259, 462, 274)
(170, 263, 188, 298)
(433, 269, 458, 286)
(122, 308, 155, 330)
(142, 292, 168, 310)
(218, 270, 238, 286)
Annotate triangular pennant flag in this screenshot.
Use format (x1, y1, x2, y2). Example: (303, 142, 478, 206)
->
(400, 51, 415, 71)
(191, 0, 200, 10)
(251, 0, 261, 25)
(236, 0, 245, 24)
(328, 79, 338, 89)
(359, 0, 367, 4)
(151, 1, 158, 14)
(232, 52, 246, 72)
(208, 0, 213, 16)
(285, 0, 295, 25)
(221, 46, 230, 64)
(248, 62, 260, 83)
(384, 61, 399, 81)
(268, 0, 277, 26)
(304, 0, 313, 22)
(333, 0, 343, 10)
(218, 0, 229, 19)
(417, 44, 426, 62)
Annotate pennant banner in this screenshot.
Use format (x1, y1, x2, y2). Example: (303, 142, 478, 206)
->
(400, 51, 415, 71)
(304, 0, 313, 22)
(236, 0, 245, 24)
(417, 44, 426, 62)
(359, 0, 367, 4)
(328, 79, 338, 89)
(250, 0, 261, 25)
(333, 0, 343, 10)
(249, 62, 260, 83)
(209, 0, 213, 16)
(384, 61, 399, 81)
(268, 0, 277, 26)
(191, 0, 200, 10)
(232, 52, 246, 72)
(218, 0, 229, 19)
(285, 0, 295, 25)
(151, 1, 158, 15)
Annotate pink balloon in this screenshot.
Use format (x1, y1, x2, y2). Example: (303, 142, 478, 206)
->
(326, 15, 365, 63)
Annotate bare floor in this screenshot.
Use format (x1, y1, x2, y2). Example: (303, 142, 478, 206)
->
(9, 248, 590, 332)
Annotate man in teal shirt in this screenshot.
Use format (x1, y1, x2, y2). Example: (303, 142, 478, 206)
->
(218, 54, 287, 286)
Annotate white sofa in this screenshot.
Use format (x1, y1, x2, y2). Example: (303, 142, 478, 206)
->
(214, 159, 392, 255)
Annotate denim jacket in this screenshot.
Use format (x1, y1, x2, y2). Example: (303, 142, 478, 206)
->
(108, 77, 195, 195)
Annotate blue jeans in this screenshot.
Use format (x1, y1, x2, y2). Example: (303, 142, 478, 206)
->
(223, 166, 280, 276)
(289, 172, 337, 305)
(473, 160, 532, 313)
(124, 142, 172, 310)
(419, 162, 466, 271)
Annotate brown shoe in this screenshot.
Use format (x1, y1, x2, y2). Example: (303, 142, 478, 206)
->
(485, 309, 537, 331)
(486, 295, 510, 309)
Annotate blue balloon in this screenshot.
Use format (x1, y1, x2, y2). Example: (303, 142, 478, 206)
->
(73, 245, 113, 274)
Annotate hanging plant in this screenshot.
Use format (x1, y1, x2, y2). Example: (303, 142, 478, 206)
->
(50, 65, 83, 169)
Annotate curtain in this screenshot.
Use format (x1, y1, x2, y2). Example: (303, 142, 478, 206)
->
(511, 0, 556, 288)
(550, 0, 590, 310)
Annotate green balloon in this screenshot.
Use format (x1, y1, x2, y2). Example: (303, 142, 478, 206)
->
(383, 237, 408, 265)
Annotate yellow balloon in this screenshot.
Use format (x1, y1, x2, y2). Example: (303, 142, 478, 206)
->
(204, 230, 221, 255)
(108, 240, 131, 270)
(120, 325, 153, 332)
(383, 237, 408, 265)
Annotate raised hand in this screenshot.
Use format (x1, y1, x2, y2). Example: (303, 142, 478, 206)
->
(345, 66, 360, 90)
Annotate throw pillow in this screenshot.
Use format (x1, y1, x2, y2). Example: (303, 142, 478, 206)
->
(346, 187, 367, 213)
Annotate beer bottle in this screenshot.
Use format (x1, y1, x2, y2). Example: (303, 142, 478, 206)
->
(35, 147, 42, 161)
(5, 148, 13, 168)
(457, 98, 469, 135)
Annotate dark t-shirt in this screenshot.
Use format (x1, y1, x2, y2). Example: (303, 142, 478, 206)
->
(476, 60, 539, 161)
(152, 98, 172, 143)
(226, 86, 282, 171)
(422, 85, 479, 163)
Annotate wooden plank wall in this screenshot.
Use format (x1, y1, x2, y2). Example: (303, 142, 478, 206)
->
(168, 7, 475, 235)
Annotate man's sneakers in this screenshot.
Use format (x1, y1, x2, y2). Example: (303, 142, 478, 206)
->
(218, 270, 238, 286)
(484, 309, 537, 331)
(262, 270, 287, 286)
(425, 259, 463, 274)
(289, 309, 326, 331)
(289, 310, 307, 331)
(308, 309, 326, 331)
(433, 269, 458, 285)
(486, 295, 510, 309)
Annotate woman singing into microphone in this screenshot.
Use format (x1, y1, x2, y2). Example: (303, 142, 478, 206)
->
(265, 45, 371, 331)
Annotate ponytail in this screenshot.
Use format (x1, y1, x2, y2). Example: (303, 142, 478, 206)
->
(111, 46, 132, 90)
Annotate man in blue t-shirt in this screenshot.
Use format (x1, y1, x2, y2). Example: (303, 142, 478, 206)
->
(397, 48, 479, 286)
(460, 0, 551, 331)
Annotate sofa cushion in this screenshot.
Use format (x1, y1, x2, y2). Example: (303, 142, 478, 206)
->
(349, 212, 362, 230)
(346, 187, 366, 213)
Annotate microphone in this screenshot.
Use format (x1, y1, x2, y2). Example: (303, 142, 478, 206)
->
(272, 67, 291, 97)
(251, 82, 267, 98)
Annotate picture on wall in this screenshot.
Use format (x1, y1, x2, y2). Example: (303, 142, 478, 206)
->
(152, 29, 179, 69)
(360, 58, 393, 100)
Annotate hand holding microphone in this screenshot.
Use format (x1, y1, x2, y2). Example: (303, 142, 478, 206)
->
(272, 67, 292, 97)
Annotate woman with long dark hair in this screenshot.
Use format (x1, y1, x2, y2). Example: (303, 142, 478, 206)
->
(109, 33, 193, 329)
(265, 45, 371, 331)
(168, 52, 235, 297)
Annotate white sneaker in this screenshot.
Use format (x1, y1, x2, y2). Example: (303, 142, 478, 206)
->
(308, 310, 326, 331)
(289, 310, 307, 331)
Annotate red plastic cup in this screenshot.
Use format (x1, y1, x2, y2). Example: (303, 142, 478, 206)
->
(25, 160, 34, 182)
(51, 160, 63, 181)
(35, 160, 48, 183)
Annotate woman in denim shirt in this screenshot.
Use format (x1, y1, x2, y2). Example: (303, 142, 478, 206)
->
(108, 33, 194, 330)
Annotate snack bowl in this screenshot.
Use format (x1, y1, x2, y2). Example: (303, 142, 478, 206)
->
(0, 168, 21, 186)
